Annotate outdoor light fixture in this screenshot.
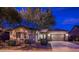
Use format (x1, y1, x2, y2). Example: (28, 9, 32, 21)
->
(48, 34, 50, 37)
(66, 34, 69, 36)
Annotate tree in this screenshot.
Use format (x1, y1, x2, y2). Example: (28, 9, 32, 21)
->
(23, 7, 55, 29)
(0, 7, 22, 24)
(36, 8, 55, 29)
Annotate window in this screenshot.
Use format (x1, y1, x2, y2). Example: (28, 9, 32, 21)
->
(16, 32, 21, 38)
(23, 33, 27, 38)
(39, 34, 46, 39)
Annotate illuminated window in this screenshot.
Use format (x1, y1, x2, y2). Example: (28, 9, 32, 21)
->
(16, 32, 21, 38)
(23, 33, 27, 38)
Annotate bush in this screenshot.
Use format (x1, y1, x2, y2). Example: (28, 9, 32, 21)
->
(24, 40, 29, 44)
(24, 39, 35, 44)
(7, 40, 16, 46)
(39, 39, 48, 45)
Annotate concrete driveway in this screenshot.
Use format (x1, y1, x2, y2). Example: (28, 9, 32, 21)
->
(49, 41, 79, 52)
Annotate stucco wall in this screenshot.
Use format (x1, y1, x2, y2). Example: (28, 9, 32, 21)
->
(10, 27, 29, 41)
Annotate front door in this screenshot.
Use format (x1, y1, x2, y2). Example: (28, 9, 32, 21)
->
(40, 33, 47, 39)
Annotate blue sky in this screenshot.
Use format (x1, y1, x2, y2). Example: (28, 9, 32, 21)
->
(3, 7, 79, 31)
(50, 7, 79, 31)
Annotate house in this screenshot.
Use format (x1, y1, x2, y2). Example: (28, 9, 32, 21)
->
(37, 29, 69, 41)
(69, 25, 79, 41)
(1, 25, 68, 43)
(7, 26, 38, 43)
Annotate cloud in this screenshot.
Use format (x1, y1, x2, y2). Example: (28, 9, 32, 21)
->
(62, 18, 79, 25)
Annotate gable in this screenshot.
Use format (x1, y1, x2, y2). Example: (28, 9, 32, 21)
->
(11, 27, 29, 32)
(70, 27, 79, 36)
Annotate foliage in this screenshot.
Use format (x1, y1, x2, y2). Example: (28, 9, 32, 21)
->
(39, 39, 48, 45)
(0, 7, 22, 24)
(0, 7, 55, 29)
(24, 39, 30, 44)
(21, 7, 55, 29)
(7, 40, 16, 46)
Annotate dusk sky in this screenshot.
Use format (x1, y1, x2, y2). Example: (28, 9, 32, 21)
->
(3, 7, 79, 31)
(52, 7, 79, 31)
(16, 7, 79, 31)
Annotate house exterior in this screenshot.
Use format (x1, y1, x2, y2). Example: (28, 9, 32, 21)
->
(3, 26, 69, 43)
(7, 26, 38, 42)
(37, 29, 69, 41)
(69, 25, 79, 41)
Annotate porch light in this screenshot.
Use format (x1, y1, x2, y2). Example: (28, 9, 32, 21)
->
(66, 34, 69, 36)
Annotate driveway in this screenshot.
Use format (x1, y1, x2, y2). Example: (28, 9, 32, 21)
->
(0, 41, 79, 52)
(49, 41, 79, 52)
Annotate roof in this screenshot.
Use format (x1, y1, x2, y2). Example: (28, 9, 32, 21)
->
(6, 25, 39, 31)
(72, 25, 79, 29)
(48, 28, 68, 32)
(69, 25, 79, 36)
(39, 28, 68, 34)
(69, 25, 79, 33)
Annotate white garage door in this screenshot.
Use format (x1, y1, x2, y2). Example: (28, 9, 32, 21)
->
(50, 34, 65, 41)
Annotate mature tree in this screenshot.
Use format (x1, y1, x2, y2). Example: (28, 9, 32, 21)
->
(0, 7, 22, 24)
(0, 7, 55, 29)
(35, 8, 55, 29)
(22, 7, 55, 29)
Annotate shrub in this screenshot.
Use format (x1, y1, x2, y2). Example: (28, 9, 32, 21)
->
(25, 39, 35, 44)
(39, 39, 48, 45)
(24, 40, 29, 44)
(7, 40, 16, 46)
